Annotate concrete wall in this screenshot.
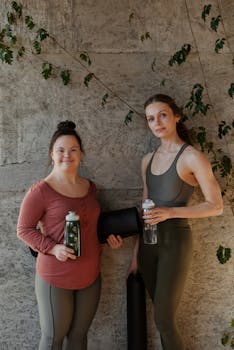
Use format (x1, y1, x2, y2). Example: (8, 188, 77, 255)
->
(0, 0, 233, 349)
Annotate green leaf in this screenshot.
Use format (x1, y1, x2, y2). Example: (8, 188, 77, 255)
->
(11, 35, 17, 45)
(168, 44, 191, 66)
(221, 332, 229, 345)
(80, 52, 91, 66)
(141, 31, 152, 42)
(17, 46, 25, 59)
(129, 12, 135, 23)
(228, 83, 234, 98)
(11, 1, 23, 18)
(33, 40, 41, 54)
(231, 319, 234, 328)
(7, 12, 16, 25)
(201, 4, 212, 22)
(41, 62, 52, 79)
(84, 73, 94, 87)
(3, 24, 17, 45)
(0, 47, 13, 64)
(36, 28, 49, 41)
(212, 160, 219, 173)
(0, 29, 6, 42)
(218, 120, 231, 139)
(145, 32, 152, 40)
(185, 84, 210, 117)
(124, 110, 134, 125)
(5, 24, 12, 37)
(210, 15, 221, 32)
(206, 141, 214, 153)
(216, 245, 231, 264)
(25, 15, 35, 30)
(181, 112, 188, 122)
(196, 126, 207, 150)
(60, 69, 71, 85)
(101, 93, 109, 107)
(221, 155, 232, 176)
(215, 38, 226, 53)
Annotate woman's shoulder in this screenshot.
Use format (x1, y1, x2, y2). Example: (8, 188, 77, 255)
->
(182, 145, 211, 167)
(183, 144, 207, 158)
(22, 180, 47, 203)
(142, 151, 154, 163)
(141, 152, 154, 173)
(28, 180, 47, 193)
(78, 177, 97, 194)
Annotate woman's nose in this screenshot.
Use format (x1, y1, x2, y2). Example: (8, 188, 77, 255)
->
(64, 150, 70, 157)
(154, 116, 160, 125)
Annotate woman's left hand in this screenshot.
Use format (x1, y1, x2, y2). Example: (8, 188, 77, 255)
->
(106, 234, 123, 249)
(143, 207, 172, 224)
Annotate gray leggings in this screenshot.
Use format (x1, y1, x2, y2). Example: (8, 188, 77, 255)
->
(35, 274, 101, 350)
(138, 219, 193, 350)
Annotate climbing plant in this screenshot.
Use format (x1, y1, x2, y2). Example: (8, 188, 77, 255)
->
(0, 1, 142, 122)
(1, 1, 233, 213)
(129, 2, 234, 218)
(1, 2, 233, 205)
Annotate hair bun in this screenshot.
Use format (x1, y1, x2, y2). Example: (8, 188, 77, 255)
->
(57, 120, 76, 131)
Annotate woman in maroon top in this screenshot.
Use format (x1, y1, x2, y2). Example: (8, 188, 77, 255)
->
(17, 121, 122, 350)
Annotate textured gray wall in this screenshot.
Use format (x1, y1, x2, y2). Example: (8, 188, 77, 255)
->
(0, 0, 233, 349)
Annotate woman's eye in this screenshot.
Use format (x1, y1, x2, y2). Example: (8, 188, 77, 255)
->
(147, 117, 154, 123)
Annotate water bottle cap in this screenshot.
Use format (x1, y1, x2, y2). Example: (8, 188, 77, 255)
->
(66, 211, 80, 221)
(142, 199, 155, 209)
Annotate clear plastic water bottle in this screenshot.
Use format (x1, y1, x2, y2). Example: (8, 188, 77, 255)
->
(142, 199, 157, 244)
(64, 211, 81, 256)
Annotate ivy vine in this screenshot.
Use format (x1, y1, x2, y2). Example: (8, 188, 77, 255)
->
(1, 1, 233, 215)
(0, 1, 142, 121)
(168, 44, 191, 66)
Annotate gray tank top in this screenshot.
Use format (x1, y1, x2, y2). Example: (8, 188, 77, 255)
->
(146, 144, 194, 207)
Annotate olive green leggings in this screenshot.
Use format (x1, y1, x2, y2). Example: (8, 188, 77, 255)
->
(138, 219, 193, 350)
(35, 274, 101, 350)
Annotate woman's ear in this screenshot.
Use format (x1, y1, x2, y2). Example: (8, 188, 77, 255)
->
(50, 151, 54, 164)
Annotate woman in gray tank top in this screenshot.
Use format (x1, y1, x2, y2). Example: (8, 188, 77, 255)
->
(128, 94, 223, 350)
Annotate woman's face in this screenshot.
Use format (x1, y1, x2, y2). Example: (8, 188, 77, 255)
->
(50, 135, 82, 172)
(145, 101, 180, 139)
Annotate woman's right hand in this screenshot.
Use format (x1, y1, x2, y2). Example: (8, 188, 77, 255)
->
(48, 244, 76, 261)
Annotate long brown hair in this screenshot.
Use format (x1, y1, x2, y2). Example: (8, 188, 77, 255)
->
(144, 94, 191, 145)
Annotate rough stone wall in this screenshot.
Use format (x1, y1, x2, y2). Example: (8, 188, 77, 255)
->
(0, 0, 233, 349)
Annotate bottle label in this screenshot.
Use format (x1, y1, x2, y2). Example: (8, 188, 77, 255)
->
(64, 220, 81, 256)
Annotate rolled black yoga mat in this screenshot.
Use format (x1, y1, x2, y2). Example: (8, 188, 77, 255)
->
(97, 206, 143, 243)
(29, 247, 38, 258)
(127, 272, 147, 350)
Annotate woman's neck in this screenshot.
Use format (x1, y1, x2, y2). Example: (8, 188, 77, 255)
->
(159, 136, 184, 152)
(46, 169, 81, 185)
